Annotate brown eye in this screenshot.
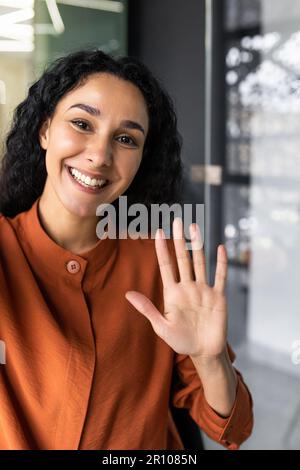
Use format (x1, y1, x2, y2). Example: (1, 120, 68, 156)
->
(117, 135, 137, 146)
(71, 120, 91, 131)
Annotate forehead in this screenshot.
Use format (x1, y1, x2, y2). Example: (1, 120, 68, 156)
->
(57, 73, 149, 130)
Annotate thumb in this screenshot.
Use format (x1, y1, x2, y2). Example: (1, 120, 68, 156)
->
(125, 291, 166, 337)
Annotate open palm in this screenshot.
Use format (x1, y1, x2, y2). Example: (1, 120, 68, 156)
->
(125, 217, 228, 359)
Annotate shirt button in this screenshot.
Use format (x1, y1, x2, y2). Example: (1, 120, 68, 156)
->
(66, 260, 81, 274)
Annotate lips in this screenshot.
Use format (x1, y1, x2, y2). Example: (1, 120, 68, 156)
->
(65, 165, 111, 194)
(67, 165, 109, 183)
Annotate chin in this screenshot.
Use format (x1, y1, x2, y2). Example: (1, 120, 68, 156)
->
(59, 192, 100, 218)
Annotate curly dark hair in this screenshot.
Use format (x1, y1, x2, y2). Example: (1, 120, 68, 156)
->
(0, 49, 184, 219)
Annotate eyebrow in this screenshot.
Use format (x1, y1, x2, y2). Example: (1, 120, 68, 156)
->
(67, 103, 145, 135)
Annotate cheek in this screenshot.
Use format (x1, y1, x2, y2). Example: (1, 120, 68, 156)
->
(119, 153, 143, 178)
(47, 124, 85, 160)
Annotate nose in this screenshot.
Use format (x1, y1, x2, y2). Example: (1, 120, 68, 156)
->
(85, 134, 113, 168)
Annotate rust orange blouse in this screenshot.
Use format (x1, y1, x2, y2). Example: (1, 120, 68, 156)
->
(0, 197, 253, 450)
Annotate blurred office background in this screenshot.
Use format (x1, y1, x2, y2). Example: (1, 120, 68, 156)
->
(0, 0, 300, 450)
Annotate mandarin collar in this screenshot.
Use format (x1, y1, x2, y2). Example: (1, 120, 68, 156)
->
(17, 197, 118, 286)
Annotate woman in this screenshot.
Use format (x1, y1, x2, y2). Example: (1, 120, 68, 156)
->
(0, 49, 253, 450)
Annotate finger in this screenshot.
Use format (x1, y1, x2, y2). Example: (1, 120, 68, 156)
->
(214, 244, 228, 293)
(125, 291, 166, 337)
(172, 217, 193, 282)
(155, 228, 177, 288)
(189, 223, 207, 284)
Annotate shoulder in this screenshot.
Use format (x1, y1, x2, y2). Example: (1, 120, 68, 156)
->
(0, 212, 9, 232)
(0, 211, 23, 245)
(0, 211, 17, 229)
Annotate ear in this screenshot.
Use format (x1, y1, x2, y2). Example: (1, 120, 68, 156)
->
(39, 118, 50, 150)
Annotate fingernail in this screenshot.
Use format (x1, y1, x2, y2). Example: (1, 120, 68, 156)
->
(156, 228, 165, 239)
(191, 224, 197, 238)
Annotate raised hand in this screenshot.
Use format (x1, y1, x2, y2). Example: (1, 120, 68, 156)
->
(125, 217, 228, 360)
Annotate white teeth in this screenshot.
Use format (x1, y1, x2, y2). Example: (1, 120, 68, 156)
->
(69, 167, 107, 188)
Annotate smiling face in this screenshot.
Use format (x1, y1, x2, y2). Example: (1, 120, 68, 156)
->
(39, 72, 149, 218)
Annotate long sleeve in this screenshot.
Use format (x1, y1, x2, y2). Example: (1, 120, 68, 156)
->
(171, 343, 254, 450)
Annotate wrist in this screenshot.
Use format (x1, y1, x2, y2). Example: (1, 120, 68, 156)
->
(189, 348, 228, 369)
(190, 348, 237, 386)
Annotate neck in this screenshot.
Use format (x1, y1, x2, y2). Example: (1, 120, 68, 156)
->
(38, 186, 100, 255)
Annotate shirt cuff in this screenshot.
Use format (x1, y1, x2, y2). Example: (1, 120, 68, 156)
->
(199, 370, 253, 450)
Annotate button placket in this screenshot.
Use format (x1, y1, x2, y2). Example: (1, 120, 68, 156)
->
(62, 256, 95, 448)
